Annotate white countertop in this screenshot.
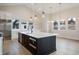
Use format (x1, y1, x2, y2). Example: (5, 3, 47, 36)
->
(19, 31, 57, 39)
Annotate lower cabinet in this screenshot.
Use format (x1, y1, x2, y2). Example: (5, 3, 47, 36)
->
(18, 33, 56, 55)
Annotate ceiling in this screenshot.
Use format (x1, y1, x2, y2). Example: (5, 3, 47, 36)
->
(25, 3, 79, 14)
(0, 3, 79, 14)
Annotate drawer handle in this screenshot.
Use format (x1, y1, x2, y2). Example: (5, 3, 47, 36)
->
(29, 38, 36, 42)
(29, 43, 36, 49)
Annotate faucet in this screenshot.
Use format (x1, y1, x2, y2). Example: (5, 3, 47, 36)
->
(28, 23, 33, 33)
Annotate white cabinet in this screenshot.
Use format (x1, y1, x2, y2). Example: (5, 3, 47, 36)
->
(0, 37, 3, 55)
(0, 32, 3, 55)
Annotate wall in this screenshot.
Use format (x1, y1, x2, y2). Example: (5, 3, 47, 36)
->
(0, 5, 32, 20)
(0, 5, 42, 31)
(49, 6, 79, 40)
(0, 4, 79, 40)
(0, 5, 42, 39)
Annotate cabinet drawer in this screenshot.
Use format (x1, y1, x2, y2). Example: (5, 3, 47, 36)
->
(29, 38, 37, 46)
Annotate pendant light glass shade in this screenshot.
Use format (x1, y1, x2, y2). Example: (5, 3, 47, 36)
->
(34, 15, 37, 20)
(42, 11, 45, 18)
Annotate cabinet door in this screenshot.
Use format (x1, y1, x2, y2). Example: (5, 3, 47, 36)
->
(36, 36, 56, 55)
(18, 33, 22, 44)
(22, 34, 25, 45)
(22, 34, 29, 46)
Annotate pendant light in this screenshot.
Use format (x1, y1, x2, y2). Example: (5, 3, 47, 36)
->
(34, 15, 37, 20)
(42, 11, 45, 18)
(58, 3, 62, 20)
(29, 16, 33, 22)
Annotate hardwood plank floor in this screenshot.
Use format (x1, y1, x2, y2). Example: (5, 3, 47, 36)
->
(51, 37, 79, 55)
(3, 37, 79, 55)
(3, 39, 32, 55)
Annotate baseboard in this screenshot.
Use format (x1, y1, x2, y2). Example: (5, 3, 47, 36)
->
(57, 36, 79, 40)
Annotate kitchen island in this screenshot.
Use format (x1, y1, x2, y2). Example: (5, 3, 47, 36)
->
(18, 31, 56, 55)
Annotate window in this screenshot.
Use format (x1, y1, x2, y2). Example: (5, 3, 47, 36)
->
(60, 20, 65, 30)
(53, 21, 59, 30)
(12, 20, 19, 29)
(68, 17, 76, 30)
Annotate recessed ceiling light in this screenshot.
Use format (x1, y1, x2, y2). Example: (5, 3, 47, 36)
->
(38, 8, 41, 11)
(42, 11, 45, 14)
(37, 8, 41, 12)
(34, 15, 37, 17)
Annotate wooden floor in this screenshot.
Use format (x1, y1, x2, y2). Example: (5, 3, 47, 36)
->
(3, 37, 79, 55)
(51, 37, 79, 55)
(3, 39, 32, 55)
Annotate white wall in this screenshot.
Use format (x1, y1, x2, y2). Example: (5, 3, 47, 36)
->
(0, 4, 79, 40)
(49, 6, 79, 40)
(41, 15, 48, 32)
(0, 5, 42, 31)
(0, 5, 42, 39)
